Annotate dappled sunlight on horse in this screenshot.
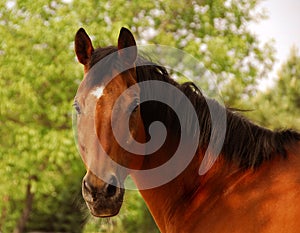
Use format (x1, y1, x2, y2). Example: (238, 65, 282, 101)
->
(73, 27, 300, 233)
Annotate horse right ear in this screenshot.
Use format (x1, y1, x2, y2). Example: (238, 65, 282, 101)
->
(118, 27, 137, 66)
(75, 28, 94, 66)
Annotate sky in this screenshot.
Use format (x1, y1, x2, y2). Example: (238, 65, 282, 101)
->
(250, 0, 300, 89)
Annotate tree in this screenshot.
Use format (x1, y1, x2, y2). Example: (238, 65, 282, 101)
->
(247, 46, 300, 130)
(0, 0, 275, 232)
(0, 1, 86, 232)
(122, 0, 275, 105)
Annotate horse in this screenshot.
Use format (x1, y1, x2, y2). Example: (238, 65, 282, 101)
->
(73, 27, 300, 233)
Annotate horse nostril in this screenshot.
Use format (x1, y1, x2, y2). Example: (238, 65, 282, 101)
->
(83, 179, 98, 200)
(106, 176, 118, 198)
(83, 175, 119, 200)
(83, 179, 93, 193)
(82, 179, 98, 202)
(106, 184, 117, 197)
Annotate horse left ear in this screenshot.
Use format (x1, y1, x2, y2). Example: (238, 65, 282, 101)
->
(118, 27, 137, 65)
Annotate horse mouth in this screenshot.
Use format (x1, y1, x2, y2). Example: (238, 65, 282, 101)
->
(88, 204, 121, 218)
(84, 190, 124, 218)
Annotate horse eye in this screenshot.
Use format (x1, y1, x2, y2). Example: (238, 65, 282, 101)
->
(132, 105, 139, 112)
(129, 99, 139, 113)
(73, 101, 81, 114)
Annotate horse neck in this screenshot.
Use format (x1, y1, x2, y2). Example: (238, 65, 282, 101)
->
(130, 133, 216, 232)
(129, 114, 253, 232)
(130, 143, 245, 232)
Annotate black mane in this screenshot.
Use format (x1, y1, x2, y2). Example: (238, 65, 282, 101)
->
(88, 46, 300, 169)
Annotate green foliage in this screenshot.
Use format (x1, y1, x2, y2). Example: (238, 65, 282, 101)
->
(0, 1, 86, 232)
(125, 0, 275, 105)
(247, 47, 300, 130)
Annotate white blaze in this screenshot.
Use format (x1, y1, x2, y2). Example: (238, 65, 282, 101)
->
(91, 86, 104, 99)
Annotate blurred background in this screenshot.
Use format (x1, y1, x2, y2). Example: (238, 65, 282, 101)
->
(0, 0, 299, 232)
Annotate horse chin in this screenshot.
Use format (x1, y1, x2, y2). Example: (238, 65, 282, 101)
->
(89, 207, 121, 218)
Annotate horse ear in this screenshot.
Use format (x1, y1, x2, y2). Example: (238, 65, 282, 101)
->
(118, 27, 137, 65)
(75, 28, 94, 66)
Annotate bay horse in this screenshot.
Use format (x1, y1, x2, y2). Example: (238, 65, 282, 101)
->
(73, 27, 300, 233)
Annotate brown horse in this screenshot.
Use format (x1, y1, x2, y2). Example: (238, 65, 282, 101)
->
(74, 27, 300, 233)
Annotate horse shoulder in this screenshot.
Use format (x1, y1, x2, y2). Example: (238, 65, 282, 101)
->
(179, 146, 300, 233)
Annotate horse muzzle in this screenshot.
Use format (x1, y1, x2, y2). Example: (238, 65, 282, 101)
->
(82, 173, 124, 217)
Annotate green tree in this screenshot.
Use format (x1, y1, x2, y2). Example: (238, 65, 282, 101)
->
(0, 1, 86, 232)
(122, 0, 275, 105)
(0, 0, 275, 232)
(247, 46, 300, 130)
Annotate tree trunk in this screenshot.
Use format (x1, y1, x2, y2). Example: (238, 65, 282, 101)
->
(13, 176, 36, 233)
(0, 195, 9, 230)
